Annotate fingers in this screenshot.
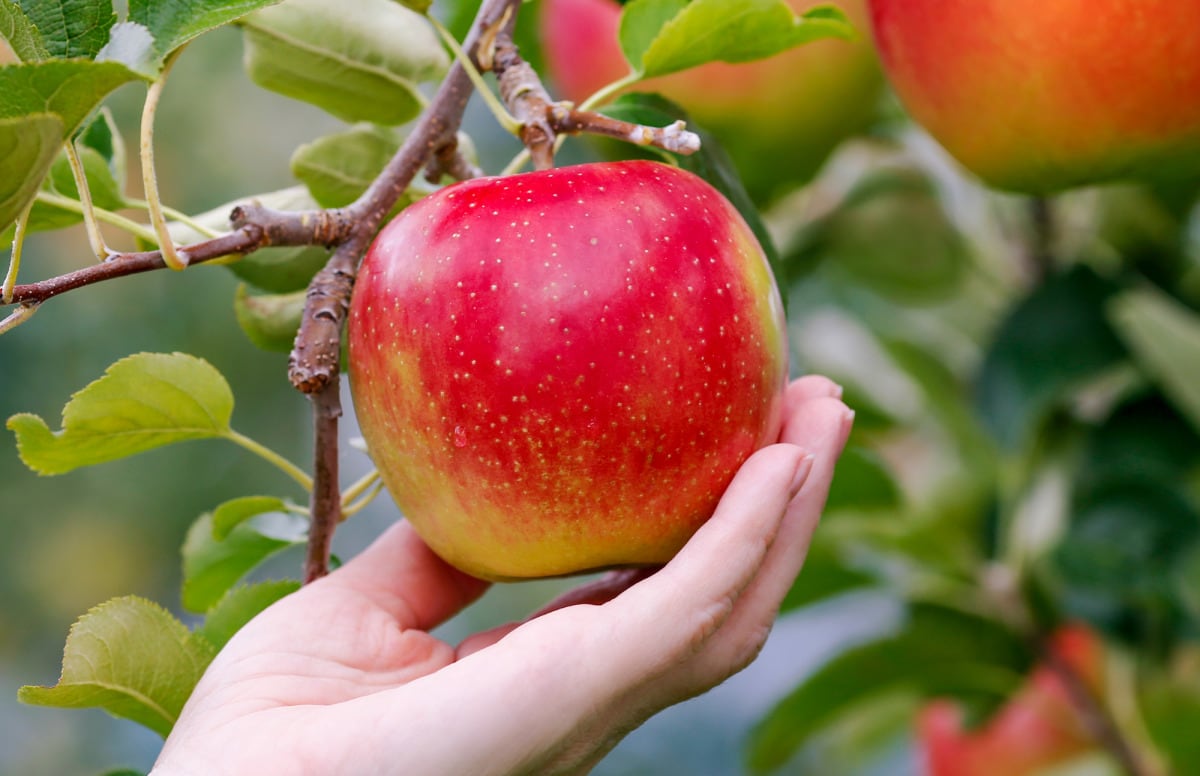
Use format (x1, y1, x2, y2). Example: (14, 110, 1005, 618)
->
(456, 568, 657, 659)
(597, 443, 811, 681)
(692, 393, 854, 677)
(318, 520, 491, 631)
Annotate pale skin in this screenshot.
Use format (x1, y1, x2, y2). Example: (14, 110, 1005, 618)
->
(152, 376, 854, 776)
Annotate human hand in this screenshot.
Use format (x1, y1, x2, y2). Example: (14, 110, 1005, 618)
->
(151, 376, 853, 776)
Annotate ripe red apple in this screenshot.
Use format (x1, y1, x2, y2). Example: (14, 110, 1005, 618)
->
(867, 0, 1200, 194)
(918, 625, 1105, 776)
(539, 0, 882, 202)
(347, 161, 788, 580)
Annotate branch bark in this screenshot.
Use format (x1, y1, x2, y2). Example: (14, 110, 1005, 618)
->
(286, 0, 523, 579)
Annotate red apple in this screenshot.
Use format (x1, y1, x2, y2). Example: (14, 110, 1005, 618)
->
(539, 0, 882, 202)
(867, 0, 1200, 194)
(918, 625, 1105, 776)
(347, 161, 788, 580)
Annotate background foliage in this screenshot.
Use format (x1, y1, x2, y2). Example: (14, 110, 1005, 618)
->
(2, 0, 1199, 773)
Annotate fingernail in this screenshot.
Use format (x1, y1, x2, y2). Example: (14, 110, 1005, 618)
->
(789, 452, 815, 499)
(839, 409, 856, 449)
(830, 381, 845, 399)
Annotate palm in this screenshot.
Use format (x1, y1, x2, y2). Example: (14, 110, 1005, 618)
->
(153, 377, 852, 776)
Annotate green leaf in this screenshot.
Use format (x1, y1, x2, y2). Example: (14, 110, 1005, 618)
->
(600, 92, 782, 297)
(128, 0, 285, 65)
(975, 266, 1127, 450)
(167, 186, 331, 293)
(290, 123, 404, 208)
(1109, 287, 1200, 434)
(6, 352, 234, 476)
(618, 0, 686, 69)
(746, 601, 1030, 773)
(18, 596, 216, 738)
(627, 0, 853, 79)
(16, 0, 114, 59)
(197, 580, 300, 650)
(0, 0, 50, 61)
(182, 511, 304, 613)
(791, 167, 969, 304)
(211, 494, 289, 539)
(234, 284, 305, 352)
(825, 445, 902, 513)
(1141, 674, 1200, 773)
(240, 0, 448, 125)
(780, 541, 876, 612)
(1053, 475, 1200, 646)
(0, 59, 147, 135)
(0, 112, 62, 232)
(393, 0, 432, 13)
(50, 143, 125, 209)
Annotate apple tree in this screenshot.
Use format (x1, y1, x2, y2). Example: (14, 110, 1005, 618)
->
(2, 0, 1199, 773)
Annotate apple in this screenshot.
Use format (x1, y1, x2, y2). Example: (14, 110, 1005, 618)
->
(918, 625, 1105, 776)
(347, 160, 789, 580)
(867, 0, 1200, 194)
(539, 0, 882, 202)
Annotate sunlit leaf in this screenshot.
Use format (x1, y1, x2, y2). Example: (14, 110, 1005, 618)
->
(621, 0, 852, 79)
(16, 0, 114, 59)
(182, 511, 305, 613)
(211, 494, 290, 539)
(7, 352, 234, 475)
(197, 579, 300, 650)
(127, 0, 285, 64)
(0, 59, 147, 135)
(240, 0, 447, 125)
(290, 124, 404, 208)
(1109, 287, 1200, 434)
(18, 596, 215, 737)
(0, 0, 49, 61)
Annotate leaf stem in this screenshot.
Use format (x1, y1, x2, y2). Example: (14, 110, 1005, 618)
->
(224, 430, 313, 492)
(578, 71, 641, 112)
(339, 468, 380, 509)
(342, 479, 384, 519)
(429, 16, 522, 135)
(0, 303, 38, 335)
(127, 199, 223, 239)
(35, 191, 159, 244)
(141, 49, 187, 270)
(2, 196, 36, 304)
(62, 140, 112, 260)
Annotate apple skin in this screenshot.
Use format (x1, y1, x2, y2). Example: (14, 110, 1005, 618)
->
(918, 625, 1104, 776)
(539, 0, 882, 202)
(347, 161, 788, 580)
(867, 0, 1200, 194)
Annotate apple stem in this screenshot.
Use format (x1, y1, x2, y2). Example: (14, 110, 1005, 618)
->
(488, 32, 700, 170)
(1026, 197, 1056, 283)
